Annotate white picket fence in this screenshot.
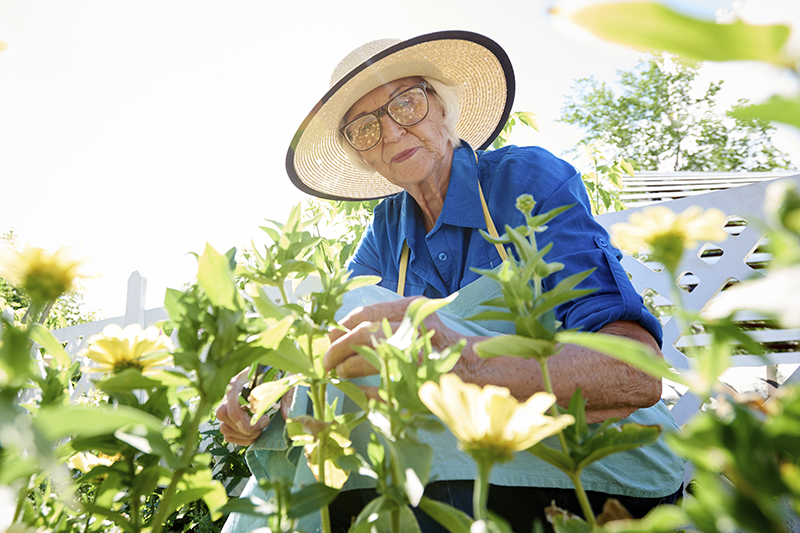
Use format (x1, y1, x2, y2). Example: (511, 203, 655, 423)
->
(599, 172, 800, 425)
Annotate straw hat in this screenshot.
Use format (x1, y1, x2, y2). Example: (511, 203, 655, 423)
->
(285, 30, 515, 201)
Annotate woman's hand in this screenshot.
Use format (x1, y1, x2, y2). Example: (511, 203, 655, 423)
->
(324, 297, 464, 378)
(216, 370, 296, 446)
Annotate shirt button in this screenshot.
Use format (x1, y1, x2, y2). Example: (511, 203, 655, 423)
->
(598, 237, 608, 246)
(438, 252, 448, 261)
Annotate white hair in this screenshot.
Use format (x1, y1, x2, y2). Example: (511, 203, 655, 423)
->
(339, 76, 462, 174)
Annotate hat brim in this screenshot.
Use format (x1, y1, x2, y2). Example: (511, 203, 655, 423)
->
(286, 30, 515, 201)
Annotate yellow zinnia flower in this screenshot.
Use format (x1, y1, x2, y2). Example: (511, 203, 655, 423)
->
(419, 374, 574, 462)
(67, 451, 121, 474)
(610, 205, 728, 273)
(79, 324, 173, 375)
(0, 245, 84, 304)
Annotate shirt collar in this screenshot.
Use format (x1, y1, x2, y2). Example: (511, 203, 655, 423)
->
(438, 142, 485, 229)
(393, 141, 485, 264)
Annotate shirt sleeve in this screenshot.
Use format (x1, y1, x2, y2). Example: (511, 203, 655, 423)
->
(347, 221, 383, 279)
(484, 146, 663, 346)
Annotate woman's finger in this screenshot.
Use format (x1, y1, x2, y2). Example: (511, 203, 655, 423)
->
(324, 320, 385, 371)
(335, 354, 379, 378)
(331, 297, 422, 342)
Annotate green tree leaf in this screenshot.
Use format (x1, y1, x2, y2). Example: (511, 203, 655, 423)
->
(559, 55, 792, 172)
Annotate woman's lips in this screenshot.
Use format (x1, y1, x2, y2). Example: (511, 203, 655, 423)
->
(391, 147, 418, 163)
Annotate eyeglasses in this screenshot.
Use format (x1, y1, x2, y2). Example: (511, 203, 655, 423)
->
(340, 82, 430, 152)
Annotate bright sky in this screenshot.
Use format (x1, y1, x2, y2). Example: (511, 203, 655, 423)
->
(1, 0, 798, 318)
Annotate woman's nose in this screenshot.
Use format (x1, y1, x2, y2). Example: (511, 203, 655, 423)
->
(380, 115, 405, 144)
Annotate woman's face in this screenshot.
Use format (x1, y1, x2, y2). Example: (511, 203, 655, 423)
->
(343, 77, 452, 191)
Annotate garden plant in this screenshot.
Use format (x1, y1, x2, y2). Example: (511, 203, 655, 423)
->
(2, 2, 800, 532)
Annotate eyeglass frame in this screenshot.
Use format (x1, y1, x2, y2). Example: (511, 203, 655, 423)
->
(339, 81, 431, 152)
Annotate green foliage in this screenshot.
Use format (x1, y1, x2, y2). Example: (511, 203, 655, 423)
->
(575, 144, 637, 215)
(568, 2, 792, 67)
(559, 54, 793, 172)
(491, 111, 539, 150)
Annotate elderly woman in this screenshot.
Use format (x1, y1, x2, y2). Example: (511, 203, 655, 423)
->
(219, 31, 684, 533)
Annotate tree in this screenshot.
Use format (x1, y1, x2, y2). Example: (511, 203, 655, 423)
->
(559, 54, 793, 172)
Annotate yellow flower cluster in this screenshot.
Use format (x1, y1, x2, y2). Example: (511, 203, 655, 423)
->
(0, 246, 83, 304)
(79, 324, 173, 375)
(610, 205, 728, 256)
(419, 374, 574, 462)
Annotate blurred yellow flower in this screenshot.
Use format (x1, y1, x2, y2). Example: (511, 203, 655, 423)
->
(419, 373, 574, 462)
(0, 39, 7, 53)
(67, 451, 121, 474)
(0, 246, 84, 304)
(611, 205, 728, 254)
(610, 206, 728, 272)
(79, 324, 173, 374)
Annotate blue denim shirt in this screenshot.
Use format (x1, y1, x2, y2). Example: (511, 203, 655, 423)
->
(349, 142, 663, 345)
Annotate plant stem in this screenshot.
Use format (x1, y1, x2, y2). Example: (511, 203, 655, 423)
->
(13, 476, 33, 522)
(149, 396, 209, 533)
(278, 280, 290, 306)
(391, 508, 400, 533)
(539, 359, 570, 453)
(540, 358, 596, 527)
(569, 472, 596, 528)
(37, 300, 55, 325)
(128, 455, 140, 530)
(473, 458, 493, 521)
(308, 379, 332, 533)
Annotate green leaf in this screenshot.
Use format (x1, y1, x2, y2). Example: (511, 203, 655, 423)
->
(179, 467, 229, 519)
(418, 496, 473, 533)
(97, 369, 191, 393)
(115, 426, 179, 466)
(476, 334, 558, 360)
(406, 294, 457, 329)
(197, 243, 237, 310)
(350, 495, 396, 533)
(569, 2, 792, 66)
(163, 288, 186, 323)
(574, 424, 661, 471)
(731, 93, 800, 130)
(351, 498, 421, 533)
(260, 337, 315, 375)
(388, 440, 433, 507)
(28, 324, 71, 369)
(255, 315, 294, 350)
(345, 274, 382, 291)
(550, 514, 591, 533)
(249, 375, 298, 422)
(527, 443, 576, 475)
(466, 310, 517, 323)
(35, 404, 164, 440)
(330, 378, 369, 412)
(555, 331, 687, 385)
(287, 482, 341, 519)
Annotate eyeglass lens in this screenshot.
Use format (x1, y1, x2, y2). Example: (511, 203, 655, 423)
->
(343, 85, 429, 151)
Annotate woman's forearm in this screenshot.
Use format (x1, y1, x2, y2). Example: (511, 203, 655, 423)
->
(449, 320, 662, 422)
